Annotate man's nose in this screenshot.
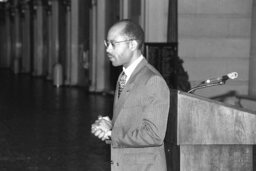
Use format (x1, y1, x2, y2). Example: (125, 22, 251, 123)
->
(106, 45, 112, 53)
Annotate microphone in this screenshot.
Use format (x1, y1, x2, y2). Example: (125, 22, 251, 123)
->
(188, 72, 238, 93)
(201, 72, 238, 84)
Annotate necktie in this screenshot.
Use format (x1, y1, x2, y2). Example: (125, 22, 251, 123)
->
(118, 72, 127, 98)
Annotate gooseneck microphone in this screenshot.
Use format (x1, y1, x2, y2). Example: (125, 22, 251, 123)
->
(201, 72, 238, 84)
(188, 72, 238, 94)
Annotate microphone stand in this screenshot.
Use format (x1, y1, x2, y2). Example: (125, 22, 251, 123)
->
(188, 81, 225, 94)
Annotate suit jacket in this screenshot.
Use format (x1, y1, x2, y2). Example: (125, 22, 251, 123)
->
(110, 58, 170, 171)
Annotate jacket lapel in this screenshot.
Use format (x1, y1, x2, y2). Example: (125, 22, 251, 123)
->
(112, 58, 148, 124)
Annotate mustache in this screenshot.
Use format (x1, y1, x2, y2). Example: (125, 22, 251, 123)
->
(106, 53, 113, 57)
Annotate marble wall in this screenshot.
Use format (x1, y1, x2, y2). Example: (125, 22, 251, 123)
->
(179, 0, 252, 98)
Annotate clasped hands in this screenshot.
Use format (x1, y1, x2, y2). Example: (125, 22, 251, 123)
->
(91, 115, 112, 141)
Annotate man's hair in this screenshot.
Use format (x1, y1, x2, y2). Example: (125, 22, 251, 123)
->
(117, 19, 144, 50)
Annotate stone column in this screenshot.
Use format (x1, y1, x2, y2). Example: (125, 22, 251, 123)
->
(64, 0, 72, 85)
(249, 0, 256, 96)
(9, 0, 21, 74)
(32, 0, 44, 76)
(50, 0, 59, 77)
(0, 2, 11, 68)
(89, 0, 108, 91)
(89, 0, 97, 91)
(119, 0, 129, 19)
(20, 1, 31, 73)
(45, 0, 53, 80)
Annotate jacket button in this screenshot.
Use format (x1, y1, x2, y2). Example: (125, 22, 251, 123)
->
(116, 162, 119, 166)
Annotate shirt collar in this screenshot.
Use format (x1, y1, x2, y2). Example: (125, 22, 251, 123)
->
(123, 55, 144, 83)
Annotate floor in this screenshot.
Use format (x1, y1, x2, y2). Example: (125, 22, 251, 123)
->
(0, 69, 113, 171)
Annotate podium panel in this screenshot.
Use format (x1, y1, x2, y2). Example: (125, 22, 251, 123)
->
(165, 90, 256, 171)
(180, 145, 252, 171)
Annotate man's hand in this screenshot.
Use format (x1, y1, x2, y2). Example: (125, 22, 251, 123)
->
(91, 116, 112, 141)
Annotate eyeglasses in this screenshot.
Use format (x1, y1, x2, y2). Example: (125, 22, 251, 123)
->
(104, 39, 135, 48)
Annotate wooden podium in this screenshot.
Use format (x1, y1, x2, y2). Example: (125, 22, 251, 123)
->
(165, 90, 256, 171)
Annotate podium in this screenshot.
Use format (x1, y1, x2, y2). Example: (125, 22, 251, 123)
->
(165, 90, 256, 171)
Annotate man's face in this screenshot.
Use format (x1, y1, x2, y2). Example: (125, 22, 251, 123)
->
(105, 25, 133, 68)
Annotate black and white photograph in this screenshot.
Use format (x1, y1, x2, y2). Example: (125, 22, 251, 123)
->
(0, 0, 255, 170)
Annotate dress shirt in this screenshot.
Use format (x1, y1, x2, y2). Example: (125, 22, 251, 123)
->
(122, 55, 144, 84)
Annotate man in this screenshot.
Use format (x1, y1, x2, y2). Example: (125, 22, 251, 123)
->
(91, 19, 170, 171)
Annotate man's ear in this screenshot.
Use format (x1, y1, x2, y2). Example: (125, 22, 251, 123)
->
(130, 40, 138, 51)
